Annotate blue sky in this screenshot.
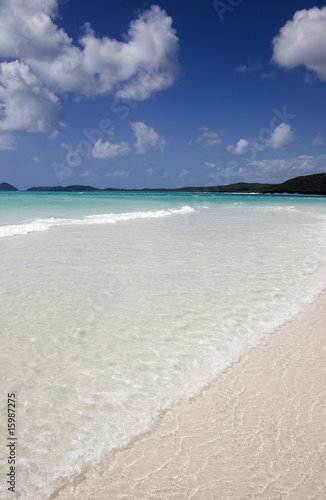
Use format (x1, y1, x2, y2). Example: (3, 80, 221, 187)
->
(0, 0, 326, 189)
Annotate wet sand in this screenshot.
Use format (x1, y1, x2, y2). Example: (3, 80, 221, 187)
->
(57, 290, 326, 499)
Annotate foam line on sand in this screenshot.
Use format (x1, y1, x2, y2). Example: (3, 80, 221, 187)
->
(57, 291, 326, 499)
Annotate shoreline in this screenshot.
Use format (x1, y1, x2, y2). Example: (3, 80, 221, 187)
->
(2, 171, 326, 195)
(56, 289, 326, 499)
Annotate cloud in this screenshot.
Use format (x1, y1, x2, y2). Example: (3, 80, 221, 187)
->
(191, 126, 224, 148)
(246, 154, 326, 179)
(272, 6, 326, 81)
(80, 170, 92, 179)
(236, 64, 257, 74)
(0, 60, 64, 132)
(92, 139, 131, 159)
(236, 65, 255, 73)
(261, 70, 277, 80)
(105, 170, 130, 178)
(303, 72, 317, 84)
(0, 132, 16, 150)
(0, 2, 181, 97)
(32, 156, 41, 163)
(49, 129, 60, 139)
(205, 161, 216, 168)
(227, 123, 297, 155)
(0, 1, 182, 136)
(236, 61, 261, 74)
(131, 122, 167, 154)
(265, 123, 296, 150)
(0, 0, 60, 59)
(312, 132, 324, 147)
(227, 138, 251, 155)
(178, 169, 189, 178)
(81, 6, 181, 100)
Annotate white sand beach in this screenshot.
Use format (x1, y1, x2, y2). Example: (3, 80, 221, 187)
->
(57, 289, 326, 500)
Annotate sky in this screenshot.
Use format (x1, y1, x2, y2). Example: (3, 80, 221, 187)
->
(0, 0, 326, 190)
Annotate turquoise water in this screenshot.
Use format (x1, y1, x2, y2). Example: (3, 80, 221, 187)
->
(0, 191, 195, 235)
(1, 192, 326, 499)
(1, 191, 325, 235)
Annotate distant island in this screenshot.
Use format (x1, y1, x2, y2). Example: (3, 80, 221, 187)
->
(0, 182, 18, 191)
(1, 173, 326, 195)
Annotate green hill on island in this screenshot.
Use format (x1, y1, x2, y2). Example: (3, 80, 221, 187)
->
(0, 182, 18, 191)
(264, 173, 326, 195)
(1, 173, 326, 195)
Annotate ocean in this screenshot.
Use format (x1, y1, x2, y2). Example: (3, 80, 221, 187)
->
(1, 191, 326, 499)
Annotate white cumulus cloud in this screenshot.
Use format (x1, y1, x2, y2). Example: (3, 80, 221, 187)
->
(0, 2, 181, 97)
(0, 1, 182, 136)
(178, 169, 189, 178)
(266, 123, 296, 150)
(312, 132, 324, 147)
(0, 0, 60, 59)
(105, 170, 130, 178)
(131, 122, 167, 154)
(92, 139, 131, 159)
(272, 6, 326, 81)
(0, 61, 64, 132)
(246, 154, 326, 180)
(227, 123, 297, 155)
(236, 63, 260, 74)
(192, 126, 224, 148)
(227, 138, 251, 155)
(0, 132, 16, 150)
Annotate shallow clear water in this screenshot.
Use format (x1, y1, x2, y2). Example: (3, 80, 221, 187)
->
(1, 192, 326, 499)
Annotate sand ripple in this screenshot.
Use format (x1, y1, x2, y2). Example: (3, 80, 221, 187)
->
(57, 291, 326, 499)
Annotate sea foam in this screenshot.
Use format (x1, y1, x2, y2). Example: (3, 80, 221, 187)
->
(0, 205, 194, 237)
